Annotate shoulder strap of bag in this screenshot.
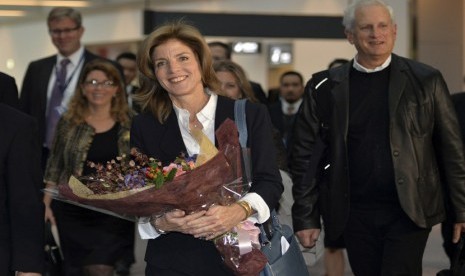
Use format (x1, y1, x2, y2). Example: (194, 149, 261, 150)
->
(234, 99, 283, 244)
(234, 99, 248, 148)
(234, 99, 251, 183)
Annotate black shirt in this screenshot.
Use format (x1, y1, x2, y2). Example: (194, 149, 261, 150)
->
(347, 66, 399, 207)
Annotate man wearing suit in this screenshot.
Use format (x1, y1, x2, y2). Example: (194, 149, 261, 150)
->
(0, 103, 44, 276)
(268, 71, 304, 162)
(19, 7, 120, 170)
(291, 0, 465, 275)
(0, 72, 19, 109)
(116, 52, 141, 113)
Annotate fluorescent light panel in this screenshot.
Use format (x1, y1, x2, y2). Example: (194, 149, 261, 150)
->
(0, 1, 90, 7)
(0, 10, 26, 16)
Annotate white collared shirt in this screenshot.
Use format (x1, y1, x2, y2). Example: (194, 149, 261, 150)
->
(280, 97, 303, 115)
(172, 91, 217, 156)
(46, 46, 85, 113)
(138, 92, 270, 239)
(353, 54, 392, 73)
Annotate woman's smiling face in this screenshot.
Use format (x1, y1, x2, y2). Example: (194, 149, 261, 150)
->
(82, 70, 117, 108)
(152, 39, 204, 100)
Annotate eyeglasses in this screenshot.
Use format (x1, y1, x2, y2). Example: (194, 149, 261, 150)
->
(49, 26, 80, 37)
(83, 80, 116, 89)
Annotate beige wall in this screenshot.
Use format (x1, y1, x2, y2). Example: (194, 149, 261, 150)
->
(416, 0, 465, 93)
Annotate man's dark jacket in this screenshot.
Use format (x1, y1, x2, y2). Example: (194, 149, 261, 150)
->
(291, 54, 465, 241)
(0, 104, 44, 274)
(0, 72, 19, 109)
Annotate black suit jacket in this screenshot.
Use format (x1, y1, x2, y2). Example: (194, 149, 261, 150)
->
(131, 95, 283, 274)
(268, 101, 297, 163)
(0, 72, 19, 109)
(19, 50, 122, 146)
(0, 104, 44, 274)
(268, 101, 284, 133)
(250, 80, 268, 104)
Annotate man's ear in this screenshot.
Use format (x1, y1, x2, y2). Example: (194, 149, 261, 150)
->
(345, 30, 354, 45)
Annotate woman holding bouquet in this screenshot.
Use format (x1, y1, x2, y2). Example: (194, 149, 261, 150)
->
(43, 59, 134, 276)
(132, 21, 284, 275)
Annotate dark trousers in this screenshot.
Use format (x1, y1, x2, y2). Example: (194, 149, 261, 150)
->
(441, 198, 456, 265)
(145, 264, 190, 276)
(343, 205, 431, 276)
(42, 146, 50, 172)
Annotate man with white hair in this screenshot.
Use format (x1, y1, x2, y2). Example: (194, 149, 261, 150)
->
(291, 0, 465, 274)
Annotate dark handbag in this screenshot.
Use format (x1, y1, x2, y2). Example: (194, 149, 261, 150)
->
(234, 99, 309, 276)
(44, 221, 63, 276)
(437, 234, 465, 276)
(259, 211, 309, 276)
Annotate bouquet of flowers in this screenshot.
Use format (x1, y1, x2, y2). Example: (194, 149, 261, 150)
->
(57, 119, 242, 217)
(50, 118, 268, 275)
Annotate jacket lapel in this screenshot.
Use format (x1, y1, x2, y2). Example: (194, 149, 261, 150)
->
(330, 63, 351, 139)
(159, 111, 187, 160)
(39, 56, 58, 114)
(388, 54, 408, 119)
(214, 96, 234, 146)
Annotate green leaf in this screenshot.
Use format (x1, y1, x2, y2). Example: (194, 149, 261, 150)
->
(165, 168, 177, 182)
(155, 173, 164, 189)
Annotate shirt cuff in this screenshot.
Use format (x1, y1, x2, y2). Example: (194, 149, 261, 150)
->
(241, 192, 270, 223)
(138, 218, 160, 240)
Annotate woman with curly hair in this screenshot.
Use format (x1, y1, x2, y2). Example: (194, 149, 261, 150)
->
(43, 59, 134, 276)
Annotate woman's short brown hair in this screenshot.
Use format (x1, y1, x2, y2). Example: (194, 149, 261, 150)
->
(135, 20, 220, 123)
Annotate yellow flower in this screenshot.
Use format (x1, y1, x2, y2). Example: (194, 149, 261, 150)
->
(123, 131, 130, 142)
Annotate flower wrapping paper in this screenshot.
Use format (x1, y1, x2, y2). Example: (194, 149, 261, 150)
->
(56, 118, 268, 275)
(58, 118, 243, 217)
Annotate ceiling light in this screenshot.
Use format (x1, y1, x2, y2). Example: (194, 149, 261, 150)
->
(0, 10, 26, 16)
(232, 42, 261, 54)
(0, 1, 90, 7)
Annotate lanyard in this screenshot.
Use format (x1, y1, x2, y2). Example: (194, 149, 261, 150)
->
(55, 53, 85, 92)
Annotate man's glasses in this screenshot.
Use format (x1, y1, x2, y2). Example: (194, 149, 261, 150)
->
(83, 80, 116, 89)
(49, 26, 80, 37)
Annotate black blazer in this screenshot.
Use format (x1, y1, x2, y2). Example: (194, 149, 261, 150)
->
(0, 72, 19, 109)
(268, 101, 285, 133)
(268, 101, 297, 164)
(131, 95, 283, 275)
(0, 104, 44, 274)
(19, 50, 122, 146)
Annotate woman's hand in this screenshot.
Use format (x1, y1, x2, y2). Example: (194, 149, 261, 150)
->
(152, 209, 207, 234)
(44, 204, 55, 225)
(187, 204, 246, 240)
(43, 190, 55, 225)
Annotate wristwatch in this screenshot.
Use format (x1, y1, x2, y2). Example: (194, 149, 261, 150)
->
(152, 215, 168, 234)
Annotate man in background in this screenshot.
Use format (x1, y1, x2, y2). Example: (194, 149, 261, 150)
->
(0, 72, 19, 109)
(20, 7, 121, 170)
(268, 71, 305, 163)
(0, 103, 44, 276)
(116, 52, 140, 113)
